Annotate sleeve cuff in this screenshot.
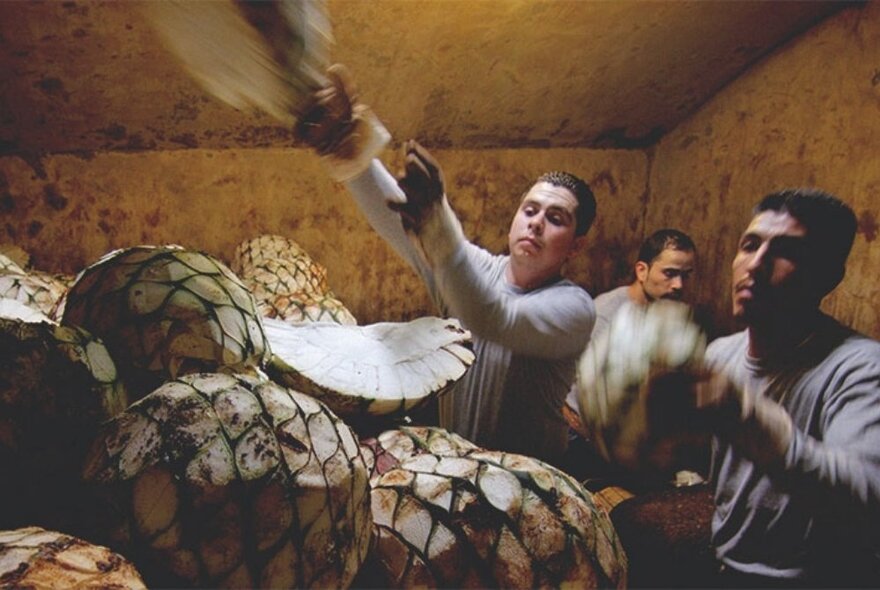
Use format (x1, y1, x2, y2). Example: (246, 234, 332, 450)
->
(322, 106, 391, 182)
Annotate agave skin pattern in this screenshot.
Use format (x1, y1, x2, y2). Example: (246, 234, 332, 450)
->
(232, 234, 357, 326)
(269, 291, 357, 325)
(370, 447, 628, 589)
(62, 245, 269, 399)
(0, 527, 147, 589)
(231, 235, 309, 275)
(0, 315, 129, 532)
(360, 426, 480, 480)
(81, 372, 371, 589)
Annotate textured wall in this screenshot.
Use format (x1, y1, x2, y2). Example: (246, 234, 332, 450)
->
(649, 2, 880, 339)
(0, 147, 647, 324)
(3, 1, 876, 338)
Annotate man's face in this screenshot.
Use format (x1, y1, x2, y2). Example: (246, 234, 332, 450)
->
(731, 210, 812, 323)
(635, 248, 695, 302)
(507, 181, 581, 274)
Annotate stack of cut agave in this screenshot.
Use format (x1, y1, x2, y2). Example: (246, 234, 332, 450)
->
(0, 237, 629, 588)
(0, 0, 632, 582)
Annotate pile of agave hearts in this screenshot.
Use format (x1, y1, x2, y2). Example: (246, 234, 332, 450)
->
(0, 238, 627, 589)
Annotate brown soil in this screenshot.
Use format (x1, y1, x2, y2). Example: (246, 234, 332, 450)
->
(610, 483, 718, 588)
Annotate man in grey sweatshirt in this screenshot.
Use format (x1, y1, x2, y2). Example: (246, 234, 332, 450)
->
(296, 66, 597, 465)
(695, 189, 880, 586)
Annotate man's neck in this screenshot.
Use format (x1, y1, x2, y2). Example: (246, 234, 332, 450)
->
(505, 259, 561, 291)
(747, 307, 822, 359)
(627, 281, 649, 305)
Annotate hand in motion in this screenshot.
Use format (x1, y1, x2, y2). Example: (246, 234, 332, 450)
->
(391, 140, 446, 232)
(694, 370, 793, 468)
(295, 64, 357, 156)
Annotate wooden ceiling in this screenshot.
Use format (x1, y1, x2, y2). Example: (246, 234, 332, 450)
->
(0, 1, 844, 155)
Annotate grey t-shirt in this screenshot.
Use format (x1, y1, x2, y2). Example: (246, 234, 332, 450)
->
(591, 285, 632, 341)
(564, 284, 630, 417)
(705, 314, 880, 584)
(347, 161, 595, 462)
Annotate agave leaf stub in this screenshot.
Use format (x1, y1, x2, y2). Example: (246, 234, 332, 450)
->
(62, 246, 269, 400)
(265, 316, 475, 418)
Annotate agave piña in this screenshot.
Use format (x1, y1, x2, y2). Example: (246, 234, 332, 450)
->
(62, 245, 269, 399)
(232, 234, 356, 325)
(576, 301, 708, 479)
(370, 447, 628, 588)
(82, 372, 371, 589)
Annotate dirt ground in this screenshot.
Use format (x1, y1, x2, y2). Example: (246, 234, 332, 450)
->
(610, 483, 718, 588)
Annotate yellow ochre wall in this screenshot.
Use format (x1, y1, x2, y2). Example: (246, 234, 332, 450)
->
(649, 2, 880, 339)
(0, 2, 877, 339)
(0, 147, 647, 324)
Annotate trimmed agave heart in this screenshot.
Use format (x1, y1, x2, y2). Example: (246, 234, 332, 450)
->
(264, 316, 474, 419)
(0, 527, 146, 589)
(232, 235, 356, 326)
(82, 372, 371, 589)
(576, 300, 708, 479)
(0, 313, 128, 531)
(62, 245, 269, 399)
(370, 448, 628, 588)
(0, 298, 50, 323)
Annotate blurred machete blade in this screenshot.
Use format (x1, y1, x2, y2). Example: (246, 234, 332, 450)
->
(144, 0, 333, 124)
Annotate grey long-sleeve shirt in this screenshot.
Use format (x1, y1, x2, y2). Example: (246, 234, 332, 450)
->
(347, 160, 595, 462)
(705, 313, 880, 584)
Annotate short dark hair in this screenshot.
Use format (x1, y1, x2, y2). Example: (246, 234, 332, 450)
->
(637, 229, 696, 264)
(536, 171, 596, 236)
(754, 188, 856, 289)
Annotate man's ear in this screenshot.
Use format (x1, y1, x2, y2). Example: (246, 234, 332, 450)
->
(635, 260, 649, 283)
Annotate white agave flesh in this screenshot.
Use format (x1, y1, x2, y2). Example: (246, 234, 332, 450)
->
(478, 463, 523, 517)
(0, 298, 52, 323)
(144, 0, 331, 123)
(412, 471, 453, 511)
(266, 316, 474, 416)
